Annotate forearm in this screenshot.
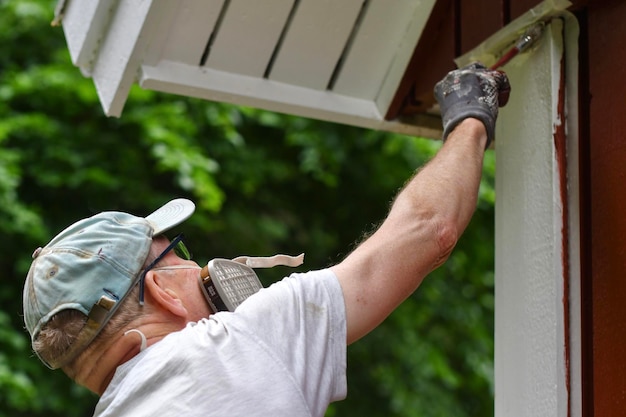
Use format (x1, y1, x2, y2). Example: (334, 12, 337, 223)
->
(334, 118, 487, 343)
(391, 118, 487, 248)
(357, 118, 487, 286)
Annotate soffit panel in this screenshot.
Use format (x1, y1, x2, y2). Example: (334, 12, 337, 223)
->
(59, 0, 440, 136)
(204, 0, 294, 76)
(267, 0, 364, 90)
(158, 0, 225, 66)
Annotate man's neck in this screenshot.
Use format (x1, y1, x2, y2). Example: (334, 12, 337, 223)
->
(73, 320, 183, 395)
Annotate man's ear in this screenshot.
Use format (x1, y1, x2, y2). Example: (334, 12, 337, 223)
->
(143, 271, 188, 319)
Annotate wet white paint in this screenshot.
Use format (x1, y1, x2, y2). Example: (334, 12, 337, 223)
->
(494, 16, 580, 417)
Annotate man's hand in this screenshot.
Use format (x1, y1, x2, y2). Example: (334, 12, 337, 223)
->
(434, 62, 511, 148)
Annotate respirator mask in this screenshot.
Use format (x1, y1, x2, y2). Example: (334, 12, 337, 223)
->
(198, 254, 304, 312)
(146, 233, 303, 312)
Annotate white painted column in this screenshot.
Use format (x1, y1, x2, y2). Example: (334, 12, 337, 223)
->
(494, 18, 579, 417)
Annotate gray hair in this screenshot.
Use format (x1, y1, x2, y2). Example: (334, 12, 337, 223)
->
(31, 238, 166, 376)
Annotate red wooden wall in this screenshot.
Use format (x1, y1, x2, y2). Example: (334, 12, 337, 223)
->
(579, 1, 626, 415)
(386, 0, 539, 118)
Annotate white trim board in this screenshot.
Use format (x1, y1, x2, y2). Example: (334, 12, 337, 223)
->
(494, 16, 580, 417)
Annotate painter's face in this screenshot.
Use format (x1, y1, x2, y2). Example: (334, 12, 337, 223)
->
(150, 236, 214, 319)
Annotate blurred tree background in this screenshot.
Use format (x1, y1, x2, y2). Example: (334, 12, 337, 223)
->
(0, 0, 496, 416)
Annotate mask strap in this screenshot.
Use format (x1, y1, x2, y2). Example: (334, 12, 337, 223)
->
(153, 254, 304, 273)
(151, 265, 202, 271)
(232, 253, 304, 268)
(124, 329, 148, 352)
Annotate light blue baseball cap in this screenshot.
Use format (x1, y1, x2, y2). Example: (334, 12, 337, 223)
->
(23, 199, 195, 369)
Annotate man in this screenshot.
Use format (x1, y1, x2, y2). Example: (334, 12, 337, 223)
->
(23, 63, 510, 416)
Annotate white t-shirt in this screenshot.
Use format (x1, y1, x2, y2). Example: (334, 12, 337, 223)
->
(94, 269, 347, 417)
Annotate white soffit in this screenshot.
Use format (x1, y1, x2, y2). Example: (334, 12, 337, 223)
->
(60, 0, 441, 138)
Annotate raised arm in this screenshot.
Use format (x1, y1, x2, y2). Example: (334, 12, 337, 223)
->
(331, 63, 510, 344)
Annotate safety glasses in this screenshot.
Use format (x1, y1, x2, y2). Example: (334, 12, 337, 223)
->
(138, 233, 191, 305)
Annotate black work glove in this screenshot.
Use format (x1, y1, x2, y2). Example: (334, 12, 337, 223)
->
(434, 62, 511, 149)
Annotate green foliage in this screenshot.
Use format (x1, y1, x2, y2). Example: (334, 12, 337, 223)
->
(0, 0, 495, 415)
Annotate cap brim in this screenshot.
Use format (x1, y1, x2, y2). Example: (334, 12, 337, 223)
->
(145, 199, 195, 236)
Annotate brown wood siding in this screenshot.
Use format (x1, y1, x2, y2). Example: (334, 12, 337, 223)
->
(384, 0, 457, 118)
(583, 1, 626, 415)
(386, 0, 536, 120)
(386, 0, 595, 121)
(459, 0, 506, 54)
